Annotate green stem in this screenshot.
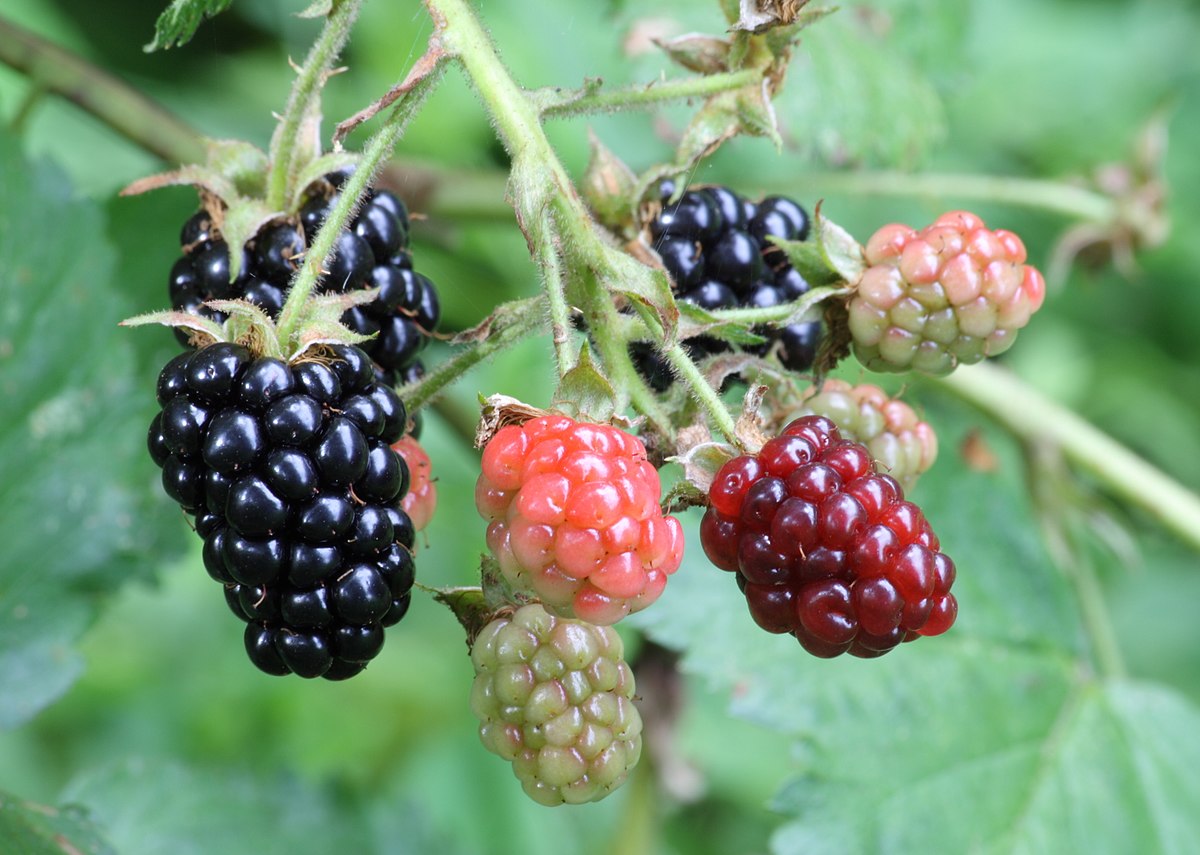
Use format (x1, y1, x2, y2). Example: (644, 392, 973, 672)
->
(0, 14, 204, 163)
(532, 213, 576, 375)
(276, 52, 445, 348)
(539, 69, 761, 119)
(399, 296, 547, 412)
(585, 295, 674, 437)
(265, 0, 363, 210)
(932, 362, 1200, 554)
(663, 342, 740, 444)
(799, 171, 1117, 223)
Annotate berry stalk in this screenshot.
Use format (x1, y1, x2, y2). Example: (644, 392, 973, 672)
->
(538, 69, 763, 119)
(264, 0, 363, 211)
(932, 362, 1200, 554)
(274, 46, 447, 349)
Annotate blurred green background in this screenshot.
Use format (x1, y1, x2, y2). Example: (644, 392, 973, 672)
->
(1, 1, 1199, 853)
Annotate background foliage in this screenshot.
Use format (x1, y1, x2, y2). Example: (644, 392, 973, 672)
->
(1, 0, 1198, 853)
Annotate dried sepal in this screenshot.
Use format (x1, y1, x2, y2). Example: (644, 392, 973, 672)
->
(475, 395, 552, 450)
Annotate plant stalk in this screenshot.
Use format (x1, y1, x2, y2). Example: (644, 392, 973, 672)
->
(0, 14, 205, 163)
(265, 0, 363, 210)
(539, 69, 761, 119)
(799, 170, 1117, 224)
(932, 362, 1200, 554)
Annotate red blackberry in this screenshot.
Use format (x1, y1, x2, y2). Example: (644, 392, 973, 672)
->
(148, 342, 416, 679)
(393, 435, 437, 533)
(475, 415, 684, 626)
(634, 182, 822, 390)
(168, 174, 440, 385)
(699, 415, 956, 658)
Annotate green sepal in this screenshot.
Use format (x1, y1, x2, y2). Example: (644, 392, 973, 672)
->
(553, 344, 618, 424)
(118, 309, 224, 348)
(284, 289, 380, 360)
(768, 204, 866, 287)
(582, 131, 639, 237)
(654, 34, 733, 74)
(204, 300, 285, 360)
(288, 151, 361, 212)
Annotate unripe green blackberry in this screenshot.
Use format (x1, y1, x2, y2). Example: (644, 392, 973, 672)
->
(469, 604, 643, 806)
(848, 211, 1046, 375)
(794, 380, 937, 490)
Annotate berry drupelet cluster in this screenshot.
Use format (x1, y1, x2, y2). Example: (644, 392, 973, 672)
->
(475, 415, 684, 626)
(849, 210, 1046, 375)
(470, 604, 643, 806)
(700, 415, 957, 659)
(634, 181, 822, 389)
(168, 174, 440, 385)
(147, 342, 416, 679)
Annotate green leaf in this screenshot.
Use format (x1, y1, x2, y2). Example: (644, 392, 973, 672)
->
(629, 399, 1200, 852)
(0, 139, 185, 728)
(145, 0, 235, 52)
(61, 758, 377, 853)
(0, 790, 114, 855)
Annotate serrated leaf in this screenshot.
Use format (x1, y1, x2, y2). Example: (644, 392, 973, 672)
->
(144, 0, 235, 51)
(654, 34, 733, 75)
(0, 791, 113, 855)
(553, 344, 618, 424)
(0, 139, 186, 727)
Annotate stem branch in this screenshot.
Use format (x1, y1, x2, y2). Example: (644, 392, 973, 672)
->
(265, 0, 363, 210)
(801, 171, 1116, 223)
(932, 363, 1200, 554)
(539, 69, 761, 119)
(0, 14, 204, 163)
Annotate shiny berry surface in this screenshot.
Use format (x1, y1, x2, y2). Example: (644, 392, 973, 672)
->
(146, 344, 417, 680)
(699, 416, 957, 658)
(475, 415, 684, 625)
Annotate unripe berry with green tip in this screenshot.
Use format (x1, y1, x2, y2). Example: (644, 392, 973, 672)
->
(848, 211, 1046, 375)
(794, 380, 937, 491)
(469, 604, 643, 806)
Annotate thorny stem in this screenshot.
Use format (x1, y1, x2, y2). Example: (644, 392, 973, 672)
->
(276, 49, 445, 347)
(0, 14, 205, 163)
(264, 0, 363, 210)
(663, 342, 740, 444)
(400, 296, 547, 412)
(933, 362, 1200, 554)
(800, 170, 1117, 224)
(538, 69, 762, 119)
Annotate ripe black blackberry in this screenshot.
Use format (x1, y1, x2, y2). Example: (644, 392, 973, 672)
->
(634, 181, 822, 390)
(168, 174, 440, 386)
(148, 342, 416, 679)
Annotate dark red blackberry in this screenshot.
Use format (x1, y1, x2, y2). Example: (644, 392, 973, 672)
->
(639, 183, 823, 386)
(699, 415, 957, 658)
(167, 177, 440, 386)
(148, 342, 417, 679)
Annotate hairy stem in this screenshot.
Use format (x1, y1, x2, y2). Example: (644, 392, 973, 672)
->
(265, 0, 363, 210)
(539, 69, 761, 119)
(400, 296, 547, 412)
(276, 49, 445, 347)
(932, 363, 1200, 554)
(584, 295, 674, 437)
(663, 342, 740, 444)
(0, 14, 204, 163)
(800, 171, 1116, 223)
(531, 211, 576, 374)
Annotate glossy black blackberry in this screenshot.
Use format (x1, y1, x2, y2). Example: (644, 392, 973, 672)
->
(639, 183, 823, 385)
(166, 178, 440, 386)
(148, 343, 416, 680)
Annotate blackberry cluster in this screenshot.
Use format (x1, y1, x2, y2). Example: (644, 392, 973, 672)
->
(168, 174, 440, 386)
(634, 181, 823, 389)
(147, 342, 416, 679)
(700, 415, 956, 659)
